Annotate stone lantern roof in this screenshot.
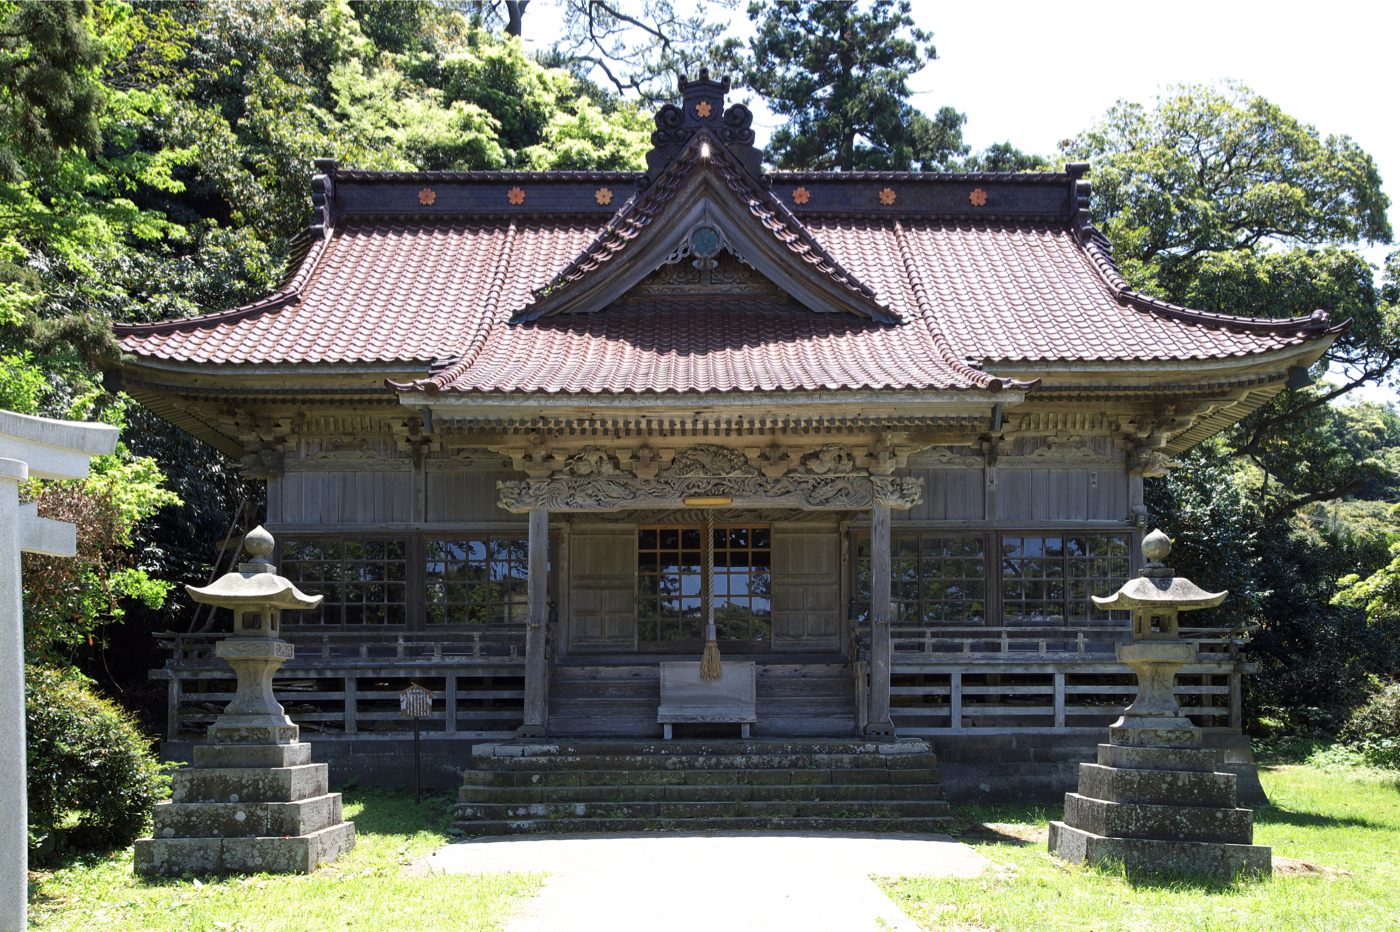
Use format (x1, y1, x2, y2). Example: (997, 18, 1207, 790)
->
(185, 525, 321, 612)
(1091, 528, 1225, 615)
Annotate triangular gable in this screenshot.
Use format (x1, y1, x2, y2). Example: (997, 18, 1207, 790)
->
(514, 128, 895, 324)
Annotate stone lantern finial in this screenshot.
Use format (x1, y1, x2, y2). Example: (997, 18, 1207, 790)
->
(241, 524, 275, 568)
(1140, 527, 1171, 565)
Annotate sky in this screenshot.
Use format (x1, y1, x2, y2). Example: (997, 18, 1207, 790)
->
(523, 0, 1400, 402)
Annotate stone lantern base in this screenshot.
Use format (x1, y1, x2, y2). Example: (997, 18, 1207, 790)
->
(1049, 726, 1270, 880)
(135, 721, 355, 876)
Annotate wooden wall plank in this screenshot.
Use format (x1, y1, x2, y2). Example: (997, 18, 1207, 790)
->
(425, 470, 518, 523)
(770, 521, 842, 652)
(568, 524, 637, 652)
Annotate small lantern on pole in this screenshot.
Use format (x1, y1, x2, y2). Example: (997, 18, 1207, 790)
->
(399, 683, 434, 803)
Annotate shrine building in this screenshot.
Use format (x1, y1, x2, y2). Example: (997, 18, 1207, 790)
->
(112, 74, 1338, 808)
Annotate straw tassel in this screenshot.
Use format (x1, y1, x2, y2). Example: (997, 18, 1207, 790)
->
(699, 513, 722, 683)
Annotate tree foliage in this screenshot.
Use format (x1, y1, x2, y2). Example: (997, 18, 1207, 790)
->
(738, 0, 966, 171)
(25, 663, 170, 862)
(1067, 84, 1398, 520)
(1089, 85, 1400, 727)
(0, 0, 652, 690)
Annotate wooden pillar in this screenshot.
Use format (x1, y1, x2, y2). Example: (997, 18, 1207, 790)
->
(166, 675, 182, 741)
(343, 675, 358, 735)
(518, 508, 549, 736)
(866, 502, 895, 738)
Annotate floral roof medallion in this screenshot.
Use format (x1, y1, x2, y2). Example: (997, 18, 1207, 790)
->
(694, 100, 713, 118)
(594, 187, 613, 206)
(418, 187, 436, 206)
(878, 187, 897, 206)
(506, 186, 526, 205)
(969, 187, 988, 207)
(792, 186, 811, 205)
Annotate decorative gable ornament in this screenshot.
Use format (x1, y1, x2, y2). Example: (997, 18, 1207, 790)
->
(647, 68, 761, 183)
(517, 117, 895, 323)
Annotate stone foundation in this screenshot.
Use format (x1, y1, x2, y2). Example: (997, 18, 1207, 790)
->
(136, 727, 356, 876)
(1050, 738, 1270, 880)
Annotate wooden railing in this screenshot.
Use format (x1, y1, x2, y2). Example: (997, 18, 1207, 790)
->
(152, 627, 528, 741)
(891, 622, 1251, 659)
(889, 660, 1246, 735)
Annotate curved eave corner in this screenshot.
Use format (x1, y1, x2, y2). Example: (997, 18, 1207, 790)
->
(1074, 222, 1348, 341)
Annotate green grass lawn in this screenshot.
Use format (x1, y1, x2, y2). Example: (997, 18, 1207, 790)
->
(28, 790, 541, 932)
(882, 761, 1400, 931)
(29, 760, 1400, 930)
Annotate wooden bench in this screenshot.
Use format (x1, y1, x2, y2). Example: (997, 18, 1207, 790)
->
(658, 661, 756, 739)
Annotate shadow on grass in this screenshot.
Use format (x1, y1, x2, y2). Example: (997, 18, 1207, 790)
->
(341, 787, 456, 837)
(944, 804, 1056, 847)
(1115, 863, 1268, 892)
(1253, 804, 1388, 831)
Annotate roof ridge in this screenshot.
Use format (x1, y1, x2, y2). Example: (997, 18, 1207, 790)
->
(890, 219, 1032, 393)
(333, 169, 644, 183)
(1072, 221, 1342, 337)
(770, 169, 1081, 184)
(113, 234, 331, 337)
(390, 221, 521, 393)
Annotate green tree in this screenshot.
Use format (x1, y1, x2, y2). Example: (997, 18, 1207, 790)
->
(1079, 84, 1400, 728)
(1066, 83, 1397, 518)
(739, 0, 967, 170)
(0, 0, 104, 181)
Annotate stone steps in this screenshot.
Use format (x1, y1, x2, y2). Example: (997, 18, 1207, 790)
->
(458, 799, 950, 821)
(463, 766, 942, 787)
(460, 782, 928, 803)
(454, 738, 949, 836)
(460, 816, 954, 836)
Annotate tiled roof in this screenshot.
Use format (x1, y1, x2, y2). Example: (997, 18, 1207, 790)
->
(417, 299, 984, 395)
(116, 179, 1337, 392)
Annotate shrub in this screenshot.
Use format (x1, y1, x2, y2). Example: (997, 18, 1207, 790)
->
(1340, 680, 1400, 769)
(25, 664, 170, 863)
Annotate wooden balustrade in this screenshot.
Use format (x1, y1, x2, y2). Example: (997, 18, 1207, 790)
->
(890, 659, 1245, 735)
(151, 627, 528, 741)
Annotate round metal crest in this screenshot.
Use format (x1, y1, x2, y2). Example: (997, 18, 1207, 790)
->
(689, 225, 722, 259)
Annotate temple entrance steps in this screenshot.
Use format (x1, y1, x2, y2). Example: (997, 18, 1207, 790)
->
(546, 661, 858, 737)
(452, 739, 949, 836)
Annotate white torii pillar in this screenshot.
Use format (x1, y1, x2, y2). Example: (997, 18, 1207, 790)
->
(0, 410, 118, 932)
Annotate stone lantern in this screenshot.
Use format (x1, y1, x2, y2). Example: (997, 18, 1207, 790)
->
(186, 526, 316, 744)
(1049, 529, 1271, 879)
(1094, 528, 1225, 746)
(135, 526, 356, 876)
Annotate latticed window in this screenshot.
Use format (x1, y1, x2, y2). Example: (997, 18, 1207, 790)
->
(637, 525, 771, 647)
(713, 526, 772, 643)
(1000, 534, 1131, 624)
(855, 534, 986, 625)
(424, 537, 530, 625)
(854, 531, 1131, 627)
(280, 538, 408, 626)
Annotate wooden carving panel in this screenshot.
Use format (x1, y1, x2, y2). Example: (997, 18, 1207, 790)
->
(769, 523, 842, 653)
(568, 524, 638, 652)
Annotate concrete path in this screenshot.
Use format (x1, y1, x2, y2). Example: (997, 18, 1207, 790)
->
(426, 832, 987, 932)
